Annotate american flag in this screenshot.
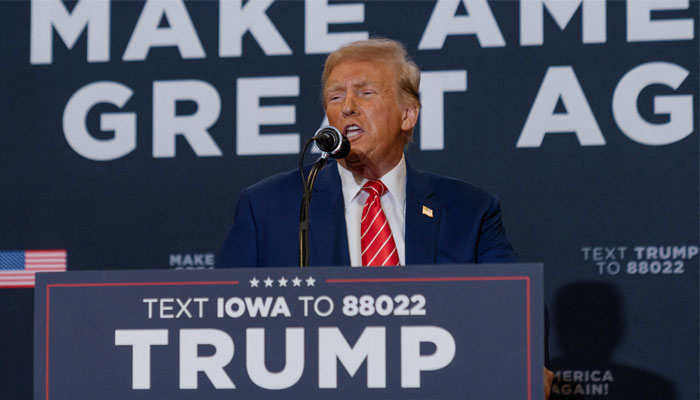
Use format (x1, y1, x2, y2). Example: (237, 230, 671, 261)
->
(0, 250, 67, 288)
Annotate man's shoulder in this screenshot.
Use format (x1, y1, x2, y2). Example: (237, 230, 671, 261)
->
(412, 168, 496, 204)
(241, 161, 340, 201)
(242, 168, 304, 198)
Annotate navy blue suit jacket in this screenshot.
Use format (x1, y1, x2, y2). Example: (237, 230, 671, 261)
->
(214, 161, 548, 361)
(216, 160, 518, 267)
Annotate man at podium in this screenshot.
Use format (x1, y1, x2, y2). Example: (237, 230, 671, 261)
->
(216, 38, 519, 269)
(217, 37, 553, 399)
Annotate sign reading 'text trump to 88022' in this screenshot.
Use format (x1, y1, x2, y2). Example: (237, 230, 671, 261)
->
(35, 265, 543, 400)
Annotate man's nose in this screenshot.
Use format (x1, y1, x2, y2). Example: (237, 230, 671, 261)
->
(341, 94, 358, 116)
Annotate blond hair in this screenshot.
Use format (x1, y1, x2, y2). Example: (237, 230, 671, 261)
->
(321, 38, 421, 109)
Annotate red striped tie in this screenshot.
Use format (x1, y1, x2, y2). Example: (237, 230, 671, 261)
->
(361, 180, 400, 267)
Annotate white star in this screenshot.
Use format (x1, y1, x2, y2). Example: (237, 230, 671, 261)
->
(292, 277, 302, 287)
(264, 277, 274, 287)
(305, 276, 316, 287)
(249, 277, 259, 287)
(278, 277, 288, 287)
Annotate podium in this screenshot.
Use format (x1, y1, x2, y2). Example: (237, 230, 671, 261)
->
(35, 264, 543, 399)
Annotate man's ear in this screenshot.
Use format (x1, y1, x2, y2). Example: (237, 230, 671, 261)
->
(401, 103, 420, 132)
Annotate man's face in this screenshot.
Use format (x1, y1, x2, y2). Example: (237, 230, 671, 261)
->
(324, 59, 418, 179)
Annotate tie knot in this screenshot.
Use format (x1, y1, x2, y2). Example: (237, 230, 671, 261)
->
(362, 180, 388, 198)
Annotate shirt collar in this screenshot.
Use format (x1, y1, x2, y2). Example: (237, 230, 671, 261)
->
(337, 154, 407, 208)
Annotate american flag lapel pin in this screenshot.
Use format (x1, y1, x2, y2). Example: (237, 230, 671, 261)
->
(422, 205, 434, 218)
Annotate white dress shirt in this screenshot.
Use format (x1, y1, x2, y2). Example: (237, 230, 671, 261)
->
(337, 156, 407, 266)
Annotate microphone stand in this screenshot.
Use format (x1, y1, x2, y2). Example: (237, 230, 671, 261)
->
(298, 126, 348, 267)
(298, 139, 329, 267)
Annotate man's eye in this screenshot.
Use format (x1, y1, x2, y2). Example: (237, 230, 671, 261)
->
(362, 91, 375, 96)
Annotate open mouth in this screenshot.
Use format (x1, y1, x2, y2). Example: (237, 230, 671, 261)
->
(344, 124, 364, 139)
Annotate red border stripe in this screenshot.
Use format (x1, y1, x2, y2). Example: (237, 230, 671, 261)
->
(45, 286, 50, 400)
(326, 276, 528, 283)
(526, 277, 531, 400)
(49, 281, 239, 288)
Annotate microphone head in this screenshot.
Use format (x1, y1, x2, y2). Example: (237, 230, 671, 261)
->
(313, 126, 351, 159)
(331, 135, 351, 159)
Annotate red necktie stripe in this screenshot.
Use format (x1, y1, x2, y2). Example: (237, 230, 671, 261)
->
(360, 180, 400, 267)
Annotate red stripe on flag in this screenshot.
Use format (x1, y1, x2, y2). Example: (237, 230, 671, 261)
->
(26, 262, 66, 266)
(27, 263, 66, 267)
(0, 277, 36, 285)
(29, 268, 66, 272)
(1, 279, 36, 282)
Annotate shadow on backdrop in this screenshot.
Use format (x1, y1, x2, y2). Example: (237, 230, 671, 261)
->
(549, 281, 677, 400)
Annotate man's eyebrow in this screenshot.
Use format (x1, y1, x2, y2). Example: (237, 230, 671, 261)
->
(353, 80, 379, 88)
(325, 80, 386, 99)
(325, 84, 343, 93)
(326, 80, 379, 92)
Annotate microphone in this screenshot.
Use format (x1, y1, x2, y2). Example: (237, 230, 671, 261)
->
(313, 126, 350, 159)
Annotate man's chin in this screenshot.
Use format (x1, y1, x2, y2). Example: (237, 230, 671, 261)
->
(341, 149, 363, 164)
(338, 152, 367, 173)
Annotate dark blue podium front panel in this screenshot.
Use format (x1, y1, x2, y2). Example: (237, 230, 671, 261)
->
(35, 264, 543, 399)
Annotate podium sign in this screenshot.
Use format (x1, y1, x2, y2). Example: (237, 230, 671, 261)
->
(35, 264, 543, 399)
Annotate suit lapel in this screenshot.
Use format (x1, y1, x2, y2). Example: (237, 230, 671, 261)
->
(308, 161, 350, 266)
(405, 164, 441, 265)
